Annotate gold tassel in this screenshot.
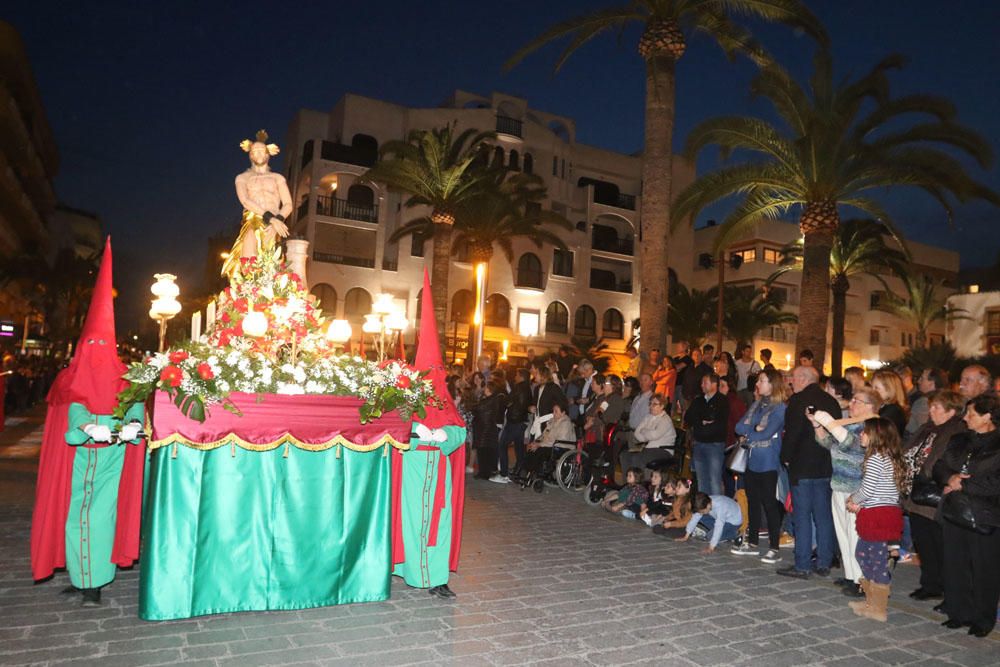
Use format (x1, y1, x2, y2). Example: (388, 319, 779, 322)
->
(383, 442, 389, 458)
(231, 441, 236, 457)
(171, 442, 178, 459)
(283, 442, 290, 458)
(336, 444, 341, 459)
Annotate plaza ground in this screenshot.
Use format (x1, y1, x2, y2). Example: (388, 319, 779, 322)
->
(1, 410, 996, 666)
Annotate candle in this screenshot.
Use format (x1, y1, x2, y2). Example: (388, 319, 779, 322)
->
(191, 311, 202, 342)
(206, 300, 216, 326)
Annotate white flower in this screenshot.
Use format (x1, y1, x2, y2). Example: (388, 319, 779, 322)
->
(292, 366, 307, 383)
(276, 382, 304, 395)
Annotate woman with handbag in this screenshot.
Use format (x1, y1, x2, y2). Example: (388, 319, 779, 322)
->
(730, 368, 787, 564)
(933, 394, 1000, 638)
(810, 387, 879, 598)
(901, 390, 966, 601)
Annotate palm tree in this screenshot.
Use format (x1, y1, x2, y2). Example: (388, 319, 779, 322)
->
(666, 283, 716, 348)
(506, 0, 826, 357)
(880, 274, 970, 349)
(674, 48, 1000, 369)
(721, 285, 797, 351)
(767, 219, 909, 376)
(360, 124, 495, 353)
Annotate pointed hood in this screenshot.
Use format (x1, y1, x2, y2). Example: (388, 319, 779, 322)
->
(47, 237, 127, 413)
(413, 269, 462, 429)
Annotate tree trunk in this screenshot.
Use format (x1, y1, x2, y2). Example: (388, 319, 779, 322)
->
(830, 277, 849, 377)
(430, 223, 453, 361)
(639, 53, 676, 356)
(797, 227, 835, 371)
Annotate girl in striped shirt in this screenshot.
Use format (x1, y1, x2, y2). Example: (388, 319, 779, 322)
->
(846, 418, 906, 622)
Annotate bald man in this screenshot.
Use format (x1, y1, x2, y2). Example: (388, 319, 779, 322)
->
(778, 366, 842, 580)
(958, 365, 993, 401)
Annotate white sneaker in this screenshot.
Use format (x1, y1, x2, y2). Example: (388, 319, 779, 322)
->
(731, 541, 757, 556)
(465, 466, 474, 473)
(761, 549, 782, 564)
(488, 474, 509, 484)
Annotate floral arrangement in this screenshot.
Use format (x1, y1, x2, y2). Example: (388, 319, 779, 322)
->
(115, 249, 438, 424)
(115, 342, 437, 424)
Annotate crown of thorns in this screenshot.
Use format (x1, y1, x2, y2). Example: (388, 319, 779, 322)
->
(240, 129, 279, 156)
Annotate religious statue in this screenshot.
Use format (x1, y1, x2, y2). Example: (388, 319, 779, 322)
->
(221, 130, 292, 278)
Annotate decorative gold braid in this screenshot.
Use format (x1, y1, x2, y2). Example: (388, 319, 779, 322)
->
(147, 431, 410, 453)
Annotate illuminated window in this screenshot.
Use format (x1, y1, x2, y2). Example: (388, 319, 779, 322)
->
(763, 248, 781, 264)
(987, 310, 1000, 336)
(732, 248, 756, 264)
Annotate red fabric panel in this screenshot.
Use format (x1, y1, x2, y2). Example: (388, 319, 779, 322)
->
(150, 392, 411, 447)
(448, 445, 466, 572)
(30, 403, 75, 581)
(111, 439, 146, 567)
(390, 448, 405, 567)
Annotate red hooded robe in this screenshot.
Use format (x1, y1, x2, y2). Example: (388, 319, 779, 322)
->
(30, 237, 146, 581)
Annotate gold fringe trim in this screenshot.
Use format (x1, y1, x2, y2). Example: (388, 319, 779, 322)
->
(148, 431, 410, 453)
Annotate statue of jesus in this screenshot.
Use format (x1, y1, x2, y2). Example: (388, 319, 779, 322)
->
(222, 130, 293, 278)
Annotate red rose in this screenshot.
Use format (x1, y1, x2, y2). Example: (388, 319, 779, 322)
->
(160, 365, 183, 388)
(233, 320, 244, 336)
(234, 298, 249, 313)
(218, 331, 231, 347)
(196, 362, 214, 380)
(221, 312, 232, 323)
(396, 375, 412, 389)
(168, 350, 189, 364)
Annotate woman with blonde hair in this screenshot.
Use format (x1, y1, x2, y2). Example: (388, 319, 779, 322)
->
(872, 369, 908, 437)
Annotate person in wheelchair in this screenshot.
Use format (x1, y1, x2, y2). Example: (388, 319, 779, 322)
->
(582, 375, 626, 445)
(621, 393, 677, 472)
(518, 401, 575, 485)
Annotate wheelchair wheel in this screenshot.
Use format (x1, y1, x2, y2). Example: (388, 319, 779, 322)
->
(555, 449, 591, 492)
(533, 479, 545, 493)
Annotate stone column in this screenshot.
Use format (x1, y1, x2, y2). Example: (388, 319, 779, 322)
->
(285, 239, 310, 288)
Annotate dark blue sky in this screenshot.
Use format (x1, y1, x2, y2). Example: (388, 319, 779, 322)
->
(8, 1, 1000, 329)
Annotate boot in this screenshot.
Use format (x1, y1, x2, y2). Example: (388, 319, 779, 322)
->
(81, 588, 101, 607)
(861, 582, 890, 622)
(849, 578, 869, 616)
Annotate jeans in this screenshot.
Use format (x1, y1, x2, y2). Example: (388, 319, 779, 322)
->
(699, 515, 740, 545)
(498, 422, 527, 475)
(790, 477, 835, 572)
(692, 441, 725, 496)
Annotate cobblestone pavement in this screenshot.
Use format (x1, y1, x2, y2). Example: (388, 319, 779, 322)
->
(1, 414, 997, 666)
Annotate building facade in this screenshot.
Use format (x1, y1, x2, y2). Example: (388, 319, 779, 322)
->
(284, 90, 959, 373)
(947, 289, 1000, 358)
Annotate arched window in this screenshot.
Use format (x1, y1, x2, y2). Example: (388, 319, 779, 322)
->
(451, 289, 474, 324)
(545, 302, 568, 334)
(523, 153, 533, 174)
(602, 308, 624, 339)
(509, 150, 520, 171)
(346, 184, 374, 206)
(516, 253, 543, 289)
(310, 283, 337, 317)
(351, 134, 378, 166)
(485, 293, 511, 328)
(574, 305, 596, 337)
(492, 146, 505, 168)
(343, 287, 372, 319)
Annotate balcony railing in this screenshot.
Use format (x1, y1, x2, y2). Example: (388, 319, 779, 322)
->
(315, 195, 378, 223)
(593, 191, 636, 211)
(495, 115, 523, 138)
(312, 251, 375, 269)
(514, 269, 546, 290)
(382, 258, 398, 271)
(591, 233, 634, 256)
(589, 278, 632, 293)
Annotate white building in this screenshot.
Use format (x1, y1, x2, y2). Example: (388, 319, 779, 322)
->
(283, 90, 959, 374)
(283, 91, 695, 366)
(947, 289, 1000, 357)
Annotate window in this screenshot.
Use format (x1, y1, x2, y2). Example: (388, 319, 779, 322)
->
(768, 286, 788, 304)
(451, 290, 474, 324)
(602, 309, 624, 339)
(485, 293, 511, 327)
(732, 248, 756, 264)
(929, 333, 945, 346)
(343, 288, 372, 319)
(987, 310, 1000, 336)
(492, 146, 505, 168)
(763, 248, 781, 264)
(523, 153, 533, 174)
(870, 290, 887, 310)
(552, 156, 558, 176)
(310, 284, 337, 317)
(574, 305, 596, 337)
(346, 184, 374, 207)
(410, 230, 429, 257)
(509, 150, 520, 171)
(516, 253, 543, 288)
(869, 328, 889, 345)
(553, 248, 574, 277)
(560, 158, 565, 179)
(545, 302, 568, 333)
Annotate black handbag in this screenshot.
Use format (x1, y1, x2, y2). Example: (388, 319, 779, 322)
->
(909, 477, 943, 508)
(940, 491, 998, 535)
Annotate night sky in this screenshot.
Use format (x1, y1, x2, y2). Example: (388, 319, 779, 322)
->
(7, 0, 1000, 332)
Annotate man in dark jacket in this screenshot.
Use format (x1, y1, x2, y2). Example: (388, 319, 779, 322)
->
(681, 348, 713, 408)
(778, 365, 841, 579)
(499, 368, 532, 477)
(684, 373, 729, 495)
(529, 362, 567, 440)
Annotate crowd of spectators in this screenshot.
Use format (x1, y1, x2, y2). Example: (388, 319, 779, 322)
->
(1, 354, 60, 424)
(446, 343, 1000, 637)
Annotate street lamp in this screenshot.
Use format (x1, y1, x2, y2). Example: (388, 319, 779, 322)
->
(325, 319, 352, 354)
(149, 274, 182, 353)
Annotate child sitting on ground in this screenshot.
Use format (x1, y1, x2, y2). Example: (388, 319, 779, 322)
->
(676, 492, 744, 554)
(652, 477, 694, 535)
(639, 469, 671, 527)
(601, 466, 649, 517)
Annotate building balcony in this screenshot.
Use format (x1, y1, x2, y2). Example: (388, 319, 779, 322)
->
(591, 224, 634, 256)
(593, 191, 636, 211)
(312, 251, 375, 269)
(514, 269, 546, 292)
(315, 195, 378, 223)
(589, 272, 632, 294)
(495, 115, 523, 139)
(382, 258, 398, 271)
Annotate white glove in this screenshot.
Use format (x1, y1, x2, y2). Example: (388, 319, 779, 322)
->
(119, 423, 142, 442)
(414, 423, 447, 443)
(83, 424, 112, 443)
(812, 410, 848, 442)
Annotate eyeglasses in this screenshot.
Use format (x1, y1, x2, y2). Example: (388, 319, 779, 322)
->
(850, 398, 873, 406)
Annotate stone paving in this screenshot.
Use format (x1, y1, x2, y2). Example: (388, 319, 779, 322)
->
(1, 412, 997, 666)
